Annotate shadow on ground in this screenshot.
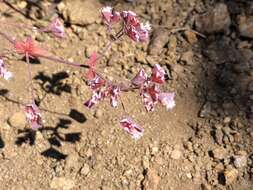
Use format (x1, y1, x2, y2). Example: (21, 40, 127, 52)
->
(15, 109, 86, 160)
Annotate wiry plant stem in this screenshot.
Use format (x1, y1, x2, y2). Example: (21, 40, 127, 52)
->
(38, 54, 87, 68)
(25, 53, 35, 102)
(0, 31, 15, 44)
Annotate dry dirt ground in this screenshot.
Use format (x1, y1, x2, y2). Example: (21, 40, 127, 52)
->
(0, 0, 252, 190)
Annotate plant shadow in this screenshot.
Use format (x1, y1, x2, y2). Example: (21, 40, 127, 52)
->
(34, 71, 71, 96)
(41, 147, 67, 160)
(15, 109, 86, 160)
(0, 89, 8, 96)
(21, 56, 41, 64)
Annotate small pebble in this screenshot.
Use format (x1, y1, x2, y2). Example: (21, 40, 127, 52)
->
(81, 163, 90, 176)
(171, 149, 182, 160)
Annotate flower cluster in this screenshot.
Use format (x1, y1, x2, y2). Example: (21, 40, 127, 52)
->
(24, 102, 42, 130)
(0, 6, 175, 140)
(84, 75, 120, 109)
(84, 56, 175, 139)
(0, 58, 12, 80)
(101, 7, 121, 27)
(101, 7, 151, 42)
(132, 64, 175, 112)
(120, 117, 144, 140)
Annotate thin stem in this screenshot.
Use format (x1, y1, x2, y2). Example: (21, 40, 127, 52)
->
(0, 20, 37, 32)
(25, 53, 35, 102)
(95, 27, 125, 63)
(0, 31, 15, 44)
(38, 54, 88, 69)
(119, 95, 126, 112)
(97, 41, 112, 61)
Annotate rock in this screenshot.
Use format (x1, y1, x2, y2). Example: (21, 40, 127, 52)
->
(195, 3, 231, 33)
(8, 112, 26, 129)
(201, 183, 212, 190)
(146, 56, 158, 66)
(223, 117, 231, 124)
(168, 35, 177, 50)
(135, 51, 147, 64)
(81, 163, 90, 176)
(233, 151, 248, 168)
(65, 153, 81, 172)
(224, 167, 238, 185)
(142, 169, 160, 190)
(248, 81, 253, 92)
(60, 0, 100, 25)
(211, 148, 227, 160)
(171, 149, 182, 160)
(148, 28, 169, 55)
(199, 102, 212, 118)
(94, 109, 103, 118)
(238, 16, 253, 38)
(184, 30, 198, 44)
(181, 51, 194, 65)
(142, 156, 150, 169)
(50, 177, 75, 190)
(214, 128, 223, 145)
(17, 1, 27, 9)
(35, 133, 51, 152)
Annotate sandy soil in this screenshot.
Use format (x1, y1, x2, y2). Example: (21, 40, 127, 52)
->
(0, 0, 252, 190)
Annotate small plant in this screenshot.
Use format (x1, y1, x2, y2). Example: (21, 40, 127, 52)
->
(0, 6, 175, 139)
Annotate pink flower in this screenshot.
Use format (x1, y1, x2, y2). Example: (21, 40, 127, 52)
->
(158, 92, 175, 110)
(142, 92, 155, 112)
(0, 59, 12, 80)
(131, 68, 147, 86)
(14, 36, 48, 58)
(88, 74, 105, 90)
(84, 90, 105, 108)
(120, 117, 144, 140)
(25, 102, 42, 130)
(108, 85, 120, 107)
(150, 64, 165, 84)
(101, 6, 121, 26)
(121, 11, 151, 42)
(47, 18, 65, 38)
(84, 84, 121, 108)
(141, 85, 160, 112)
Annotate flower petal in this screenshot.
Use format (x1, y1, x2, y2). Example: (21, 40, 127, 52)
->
(48, 18, 65, 38)
(88, 74, 105, 90)
(122, 11, 151, 42)
(0, 58, 12, 80)
(86, 52, 97, 68)
(131, 68, 148, 86)
(142, 92, 155, 112)
(25, 102, 42, 130)
(158, 92, 176, 110)
(101, 6, 121, 26)
(84, 91, 105, 108)
(109, 85, 120, 107)
(150, 64, 165, 84)
(120, 117, 144, 140)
